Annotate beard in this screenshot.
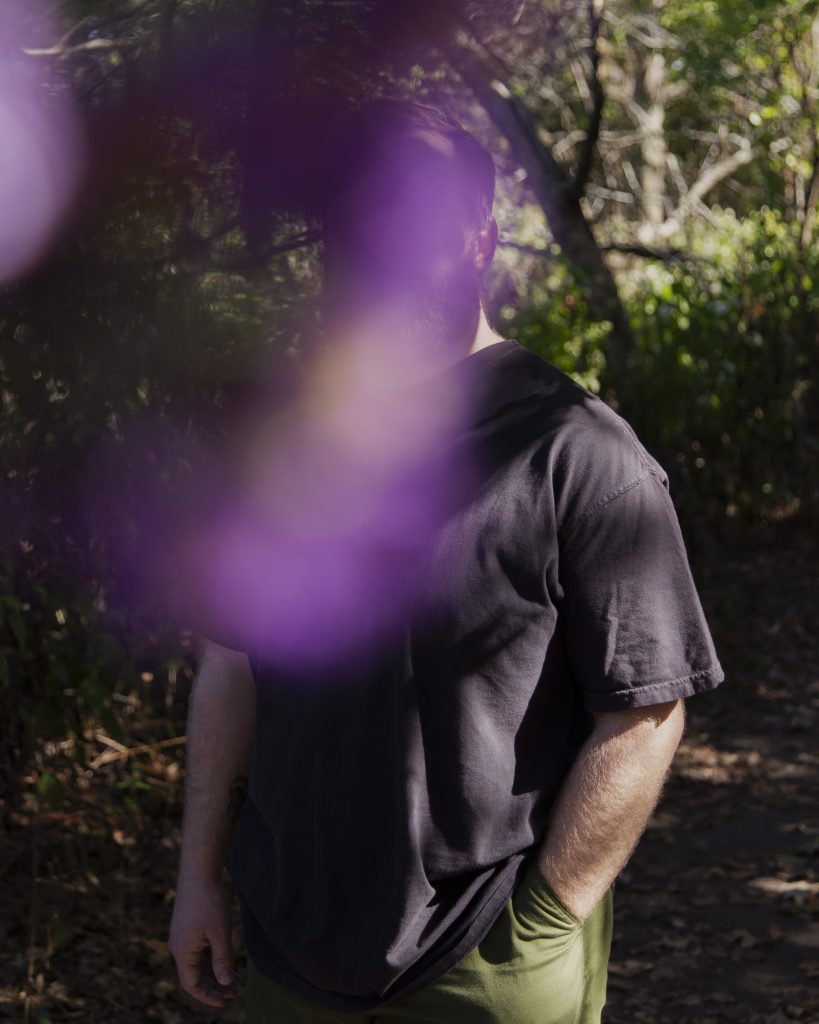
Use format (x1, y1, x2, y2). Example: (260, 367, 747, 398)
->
(320, 243, 483, 384)
(398, 250, 482, 359)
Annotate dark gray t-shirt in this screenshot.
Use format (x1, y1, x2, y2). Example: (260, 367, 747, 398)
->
(222, 338, 725, 1012)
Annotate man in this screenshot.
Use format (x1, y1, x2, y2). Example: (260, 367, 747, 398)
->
(168, 99, 725, 1023)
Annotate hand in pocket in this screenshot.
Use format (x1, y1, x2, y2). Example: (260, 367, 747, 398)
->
(512, 857, 585, 940)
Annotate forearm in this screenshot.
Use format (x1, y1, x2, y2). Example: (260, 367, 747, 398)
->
(177, 640, 256, 885)
(536, 699, 685, 920)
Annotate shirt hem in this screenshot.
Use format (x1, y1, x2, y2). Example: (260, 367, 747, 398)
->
(580, 663, 726, 711)
(241, 856, 527, 1014)
(378, 854, 527, 1006)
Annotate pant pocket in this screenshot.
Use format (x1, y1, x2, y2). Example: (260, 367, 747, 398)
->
(512, 857, 584, 938)
(379, 889, 587, 1024)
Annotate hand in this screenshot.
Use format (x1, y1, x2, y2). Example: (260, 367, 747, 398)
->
(535, 862, 594, 924)
(168, 875, 240, 1009)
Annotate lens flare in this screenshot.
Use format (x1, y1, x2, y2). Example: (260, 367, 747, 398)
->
(181, 327, 483, 677)
(0, 2, 85, 283)
(77, 110, 491, 679)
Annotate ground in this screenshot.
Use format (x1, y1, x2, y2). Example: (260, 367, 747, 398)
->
(2, 519, 817, 1023)
(604, 521, 819, 1023)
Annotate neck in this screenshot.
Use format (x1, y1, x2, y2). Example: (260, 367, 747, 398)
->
(316, 299, 507, 390)
(406, 303, 506, 383)
(467, 304, 506, 360)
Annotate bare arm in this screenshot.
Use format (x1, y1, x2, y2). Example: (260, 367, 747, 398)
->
(536, 698, 686, 921)
(168, 639, 256, 1008)
(177, 638, 256, 881)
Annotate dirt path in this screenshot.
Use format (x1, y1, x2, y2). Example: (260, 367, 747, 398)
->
(604, 522, 819, 1023)
(3, 523, 817, 1023)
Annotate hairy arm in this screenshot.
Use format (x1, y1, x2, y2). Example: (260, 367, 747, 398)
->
(168, 639, 256, 1008)
(176, 638, 256, 880)
(536, 698, 686, 921)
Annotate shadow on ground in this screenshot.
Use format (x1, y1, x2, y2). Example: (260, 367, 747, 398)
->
(2, 520, 817, 1023)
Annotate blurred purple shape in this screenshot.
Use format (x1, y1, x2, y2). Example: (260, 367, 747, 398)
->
(185, 334, 482, 676)
(0, 0, 85, 283)
(74, 333, 480, 678)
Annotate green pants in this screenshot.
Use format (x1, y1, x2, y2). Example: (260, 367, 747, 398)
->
(245, 857, 614, 1023)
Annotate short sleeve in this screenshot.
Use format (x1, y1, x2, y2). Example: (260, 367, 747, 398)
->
(557, 468, 725, 711)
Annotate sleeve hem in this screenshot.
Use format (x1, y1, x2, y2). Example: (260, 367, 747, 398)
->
(580, 663, 726, 711)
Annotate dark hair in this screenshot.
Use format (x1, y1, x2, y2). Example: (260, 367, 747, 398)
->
(320, 98, 496, 236)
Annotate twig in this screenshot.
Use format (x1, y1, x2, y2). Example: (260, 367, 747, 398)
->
(93, 731, 128, 754)
(572, 0, 606, 199)
(600, 242, 695, 262)
(88, 735, 186, 771)
(23, 38, 130, 57)
(499, 237, 694, 263)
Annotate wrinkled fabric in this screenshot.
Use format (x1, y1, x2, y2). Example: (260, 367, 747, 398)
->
(224, 338, 725, 1013)
(243, 853, 614, 1024)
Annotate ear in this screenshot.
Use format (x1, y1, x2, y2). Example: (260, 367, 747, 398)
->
(473, 215, 498, 274)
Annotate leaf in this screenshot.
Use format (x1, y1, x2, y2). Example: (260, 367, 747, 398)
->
(36, 771, 66, 809)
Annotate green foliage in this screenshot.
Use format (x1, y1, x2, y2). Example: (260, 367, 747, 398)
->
(36, 770, 66, 809)
(3, 0, 818, 809)
(506, 208, 818, 531)
(1, 576, 136, 810)
(623, 208, 816, 526)
(115, 762, 156, 815)
(499, 251, 610, 395)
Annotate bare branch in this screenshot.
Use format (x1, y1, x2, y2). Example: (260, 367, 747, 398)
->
(553, 130, 588, 161)
(666, 151, 688, 198)
(571, 0, 606, 199)
(23, 38, 129, 57)
(658, 138, 754, 237)
(621, 160, 642, 197)
(600, 242, 692, 261)
(687, 140, 754, 207)
(499, 237, 691, 263)
(598, 129, 646, 149)
(601, 8, 678, 50)
(586, 183, 636, 205)
(496, 239, 558, 260)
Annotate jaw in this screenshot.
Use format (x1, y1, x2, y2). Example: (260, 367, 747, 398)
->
(320, 249, 482, 372)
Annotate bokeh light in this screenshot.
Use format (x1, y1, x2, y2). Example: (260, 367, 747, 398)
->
(180, 320, 484, 677)
(0, 1, 85, 283)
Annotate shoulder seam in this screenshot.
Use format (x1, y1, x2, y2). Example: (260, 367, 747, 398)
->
(612, 413, 652, 471)
(560, 467, 652, 537)
(552, 378, 662, 480)
(612, 412, 669, 486)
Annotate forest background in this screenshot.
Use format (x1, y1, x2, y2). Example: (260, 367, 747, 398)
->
(1, 1, 817, 1022)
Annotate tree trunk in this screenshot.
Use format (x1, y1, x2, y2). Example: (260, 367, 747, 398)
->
(444, 37, 634, 402)
(639, 51, 669, 237)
